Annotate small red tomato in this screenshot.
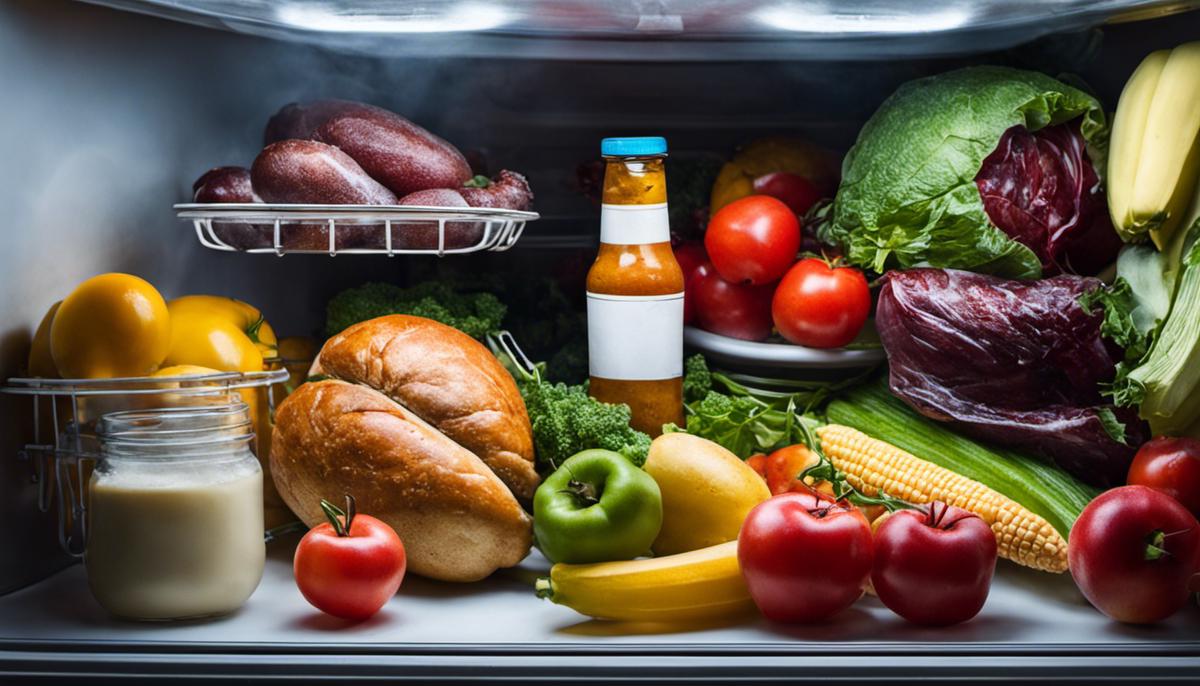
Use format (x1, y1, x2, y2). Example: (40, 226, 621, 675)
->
(1129, 436, 1200, 517)
(772, 258, 870, 348)
(692, 268, 775, 341)
(752, 172, 822, 216)
(674, 242, 708, 326)
(746, 454, 769, 480)
(1069, 485, 1200, 624)
(705, 195, 801, 285)
(764, 444, 820, 496)
(738, 492, 873, 623)
(871, 502, 997, 626)
(294, 496, 407, 621)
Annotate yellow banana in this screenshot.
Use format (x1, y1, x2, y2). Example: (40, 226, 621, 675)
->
(1125, 43, 1200, 246)
(1108, 49, 1168, 239)
(534, 540, 755, 623)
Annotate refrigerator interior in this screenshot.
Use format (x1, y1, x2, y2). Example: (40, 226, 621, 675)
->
(2, 0, 1199, 680)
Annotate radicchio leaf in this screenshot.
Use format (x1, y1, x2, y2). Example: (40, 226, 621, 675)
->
(876, 268, 1145, 488)
(975, 122, 1122, 275)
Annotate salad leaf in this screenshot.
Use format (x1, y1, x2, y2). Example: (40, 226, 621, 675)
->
(1118, 217, 1200, 435)
(823, 66, 1112, 279)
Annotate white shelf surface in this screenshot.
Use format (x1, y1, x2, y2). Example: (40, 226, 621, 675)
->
(2, 533, 1197, 649)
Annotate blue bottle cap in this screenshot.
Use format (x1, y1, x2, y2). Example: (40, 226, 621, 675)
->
(601, 137, 668, 157)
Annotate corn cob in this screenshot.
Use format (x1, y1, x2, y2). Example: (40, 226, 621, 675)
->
(817, 424, 1068, 573)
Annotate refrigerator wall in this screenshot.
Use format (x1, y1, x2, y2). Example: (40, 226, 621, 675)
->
(3, 0, 1200, 594)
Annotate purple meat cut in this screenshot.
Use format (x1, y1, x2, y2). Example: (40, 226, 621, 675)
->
(876, 268, 1145, 488)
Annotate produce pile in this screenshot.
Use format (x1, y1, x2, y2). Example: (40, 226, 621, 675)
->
(35, 53, 1200, 632)
(524, 50, 1200, 630)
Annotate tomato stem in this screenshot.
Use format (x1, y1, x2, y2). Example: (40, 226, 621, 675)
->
(319, 494, 357, 537)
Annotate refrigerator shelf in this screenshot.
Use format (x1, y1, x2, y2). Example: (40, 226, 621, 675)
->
(78, 0, 1200, 61)
(1, 369, 289, 557)
(0, 537, 1197, 682)
(176, 203, 536, 257)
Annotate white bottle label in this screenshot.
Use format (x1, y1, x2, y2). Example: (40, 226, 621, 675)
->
(600, 203, 670, 245)
(587, 291, 684, 381)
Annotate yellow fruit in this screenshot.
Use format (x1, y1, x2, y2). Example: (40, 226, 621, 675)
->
(164, 295, 277, 373)
(535, 540, 753, 623)
(643, 432, 771, 556)
(27, 301, 61, 378)
(710, 137, 839, 213)
(1108, 49, 1169, 237)
(50, 273, 171, 379)
(1111, 43, 1200, 247)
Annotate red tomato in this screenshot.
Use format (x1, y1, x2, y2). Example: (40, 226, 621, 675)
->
(705, 195, 801, 286)
(871, 502, 997, 626)
(764, 444, 820, 496)
(674, 242, 708, 326)
(753, 172, 822, 216)
(1068, 485, 1200, 624)
(692, 268, 774, 341)
(1129, 436, 1200, 517)
(746, 454, 769, 480)
(738, 492, 873, 623)
(294, 498, 407, 621)
(772, 258, 870, 348)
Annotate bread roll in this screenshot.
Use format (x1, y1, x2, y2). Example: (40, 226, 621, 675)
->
(271, 315, 539, 582)
(313, 315, 539, 500)
(272, 380, 532, 582)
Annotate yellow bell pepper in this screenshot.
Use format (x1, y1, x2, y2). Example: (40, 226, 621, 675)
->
(710, 137, 840, 214)
(28, 301, 61, 378)
(163, 295, 278, 373)
(50, 273, 171, 379)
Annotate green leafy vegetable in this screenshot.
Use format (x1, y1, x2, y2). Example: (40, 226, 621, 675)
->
(822, 66, 1107, 279)
(674, 354, 867, 457)
(491, 334, 650, 472)
(326, 281, 506, 340)
(1117, 216, 1200, 435)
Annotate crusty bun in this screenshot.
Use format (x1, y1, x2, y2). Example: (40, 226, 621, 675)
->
(271, 314, 538, 582)
(311, 315, 539, 500)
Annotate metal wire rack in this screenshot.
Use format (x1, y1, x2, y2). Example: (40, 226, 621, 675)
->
(176, 203, 537, 256)
(2, 369, 289, 557)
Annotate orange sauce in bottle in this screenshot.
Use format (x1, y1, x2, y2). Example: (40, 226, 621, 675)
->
(587, 138, 685, 436)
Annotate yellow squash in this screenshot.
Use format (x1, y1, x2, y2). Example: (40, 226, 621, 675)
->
(164, 295, 277, 372)
(643, 432, 771, 556)
(50, 273, 171, 379)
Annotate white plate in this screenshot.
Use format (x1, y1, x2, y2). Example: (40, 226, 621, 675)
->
(684, 326, 885, 371)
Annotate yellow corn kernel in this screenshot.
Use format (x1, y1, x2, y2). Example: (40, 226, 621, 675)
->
(816, 424, 1068, 573)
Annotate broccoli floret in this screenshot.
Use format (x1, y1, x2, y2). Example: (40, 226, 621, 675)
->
(326, 281, 506, 339)
(683, 353, 712, 403)
(521, 379, 651, 472)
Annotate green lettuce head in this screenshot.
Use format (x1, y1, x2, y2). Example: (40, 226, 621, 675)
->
(822, 66, 1117, 279)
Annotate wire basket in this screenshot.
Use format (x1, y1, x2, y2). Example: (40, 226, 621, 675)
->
(2, 369, 289, 556)
(176, 203, 537, 256)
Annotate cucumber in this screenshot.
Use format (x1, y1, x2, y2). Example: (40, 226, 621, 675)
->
(826, 381, 1099, 537)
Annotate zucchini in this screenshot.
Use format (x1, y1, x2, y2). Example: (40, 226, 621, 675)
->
(825, 381, 1099, 537)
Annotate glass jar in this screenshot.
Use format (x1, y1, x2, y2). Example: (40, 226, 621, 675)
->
(87, 403, 265, 621)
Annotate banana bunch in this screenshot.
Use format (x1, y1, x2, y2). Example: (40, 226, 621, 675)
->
(1109, 42, 1200, 250)
(534, 540, 755, 623)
